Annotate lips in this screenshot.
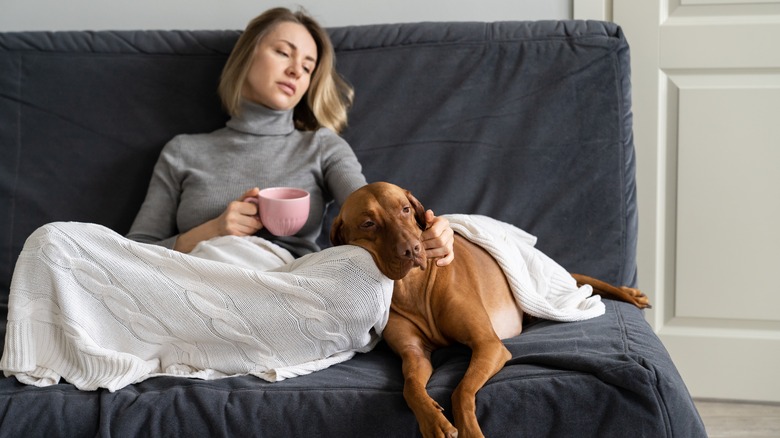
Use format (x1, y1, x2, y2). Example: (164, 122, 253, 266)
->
(388, 259, 419, 280)
(394, 252, 426, 279)
(277, 81, 296, 96)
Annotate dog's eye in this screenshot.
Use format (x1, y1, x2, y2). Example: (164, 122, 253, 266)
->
(360, 220, 376, 229)
(402, 206, 411, 214)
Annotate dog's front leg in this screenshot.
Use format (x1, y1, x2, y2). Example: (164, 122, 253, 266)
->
(385, 319, 457, 438)
(400, 344, 458, 438)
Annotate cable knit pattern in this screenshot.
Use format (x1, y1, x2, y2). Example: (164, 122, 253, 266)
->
(1, 222, 393, 391)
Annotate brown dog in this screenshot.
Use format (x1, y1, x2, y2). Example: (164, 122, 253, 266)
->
(330, 182, 650, 438)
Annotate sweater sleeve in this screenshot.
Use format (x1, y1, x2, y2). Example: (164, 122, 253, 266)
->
(126, 138, 183, 248)
(318, 129, 366, 205)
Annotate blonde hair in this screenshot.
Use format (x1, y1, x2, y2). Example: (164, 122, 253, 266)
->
(218, 7, 354, 133)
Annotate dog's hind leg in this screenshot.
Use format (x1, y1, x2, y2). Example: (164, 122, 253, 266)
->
(435, 295, 512, 438)
(450, 336, 511, 438)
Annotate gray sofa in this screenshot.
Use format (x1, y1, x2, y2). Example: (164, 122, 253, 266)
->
(0, 21, 706, 437)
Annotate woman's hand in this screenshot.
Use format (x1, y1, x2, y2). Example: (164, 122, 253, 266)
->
(421, 210, 455, 266)
(213, 187, 264, 236)
(173, 187, 263, 253)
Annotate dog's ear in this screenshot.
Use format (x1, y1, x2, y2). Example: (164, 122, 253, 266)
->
(405, 190, 428, 230)
(330, 215, 346, 246)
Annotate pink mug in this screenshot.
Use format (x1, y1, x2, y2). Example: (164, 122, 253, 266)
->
(246, 187, 310, 236)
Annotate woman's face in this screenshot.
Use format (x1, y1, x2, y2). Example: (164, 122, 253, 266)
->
(243, 21, 318, 111)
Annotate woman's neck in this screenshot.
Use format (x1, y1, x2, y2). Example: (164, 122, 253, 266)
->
(226, 100, 295, 136)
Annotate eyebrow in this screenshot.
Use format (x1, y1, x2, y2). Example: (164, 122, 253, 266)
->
(279, 39, 317, 64)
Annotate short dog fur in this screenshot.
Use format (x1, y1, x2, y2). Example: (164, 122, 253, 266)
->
(331, 182, 650, 438)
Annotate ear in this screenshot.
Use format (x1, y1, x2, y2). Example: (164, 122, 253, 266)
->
(330, 215, 346, 246)
(405, 190, 428, 230)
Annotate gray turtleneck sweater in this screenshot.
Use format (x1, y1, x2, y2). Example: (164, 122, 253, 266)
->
(126, 101, 366, 256)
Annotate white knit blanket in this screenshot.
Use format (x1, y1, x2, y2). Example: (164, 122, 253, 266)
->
(0, 222, 394, 391)
(1, 216, 603, 391)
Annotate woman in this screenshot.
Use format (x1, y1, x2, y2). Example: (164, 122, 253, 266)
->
(126, 7, 454, 264)
(1, 7, 453, 390)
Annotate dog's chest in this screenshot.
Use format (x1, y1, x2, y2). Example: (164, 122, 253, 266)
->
(391, 266, 452, 345)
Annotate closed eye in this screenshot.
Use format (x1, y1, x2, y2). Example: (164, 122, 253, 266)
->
(360, 220, 376, 229)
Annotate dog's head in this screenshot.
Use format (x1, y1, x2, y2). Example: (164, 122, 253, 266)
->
(331, 182, 428, 280)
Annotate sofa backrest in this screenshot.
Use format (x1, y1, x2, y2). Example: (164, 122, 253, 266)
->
(0, 21, 637, 317)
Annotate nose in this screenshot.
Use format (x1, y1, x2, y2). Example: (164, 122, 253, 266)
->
(286, 62, 302, 78)
(396, 239, 421, 260)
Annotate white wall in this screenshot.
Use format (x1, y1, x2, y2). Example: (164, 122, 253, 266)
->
(0, 0, 571, 31)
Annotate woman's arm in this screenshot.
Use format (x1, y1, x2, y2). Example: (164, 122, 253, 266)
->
(173, 187, 263, 253)
(126, 140, 184, 248)
(127, 138, 263, 253)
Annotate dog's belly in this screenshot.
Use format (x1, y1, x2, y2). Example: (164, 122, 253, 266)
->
(458, 236, 524, 340)
(490, 302, 524, 339)
(449, 236, 522, 339)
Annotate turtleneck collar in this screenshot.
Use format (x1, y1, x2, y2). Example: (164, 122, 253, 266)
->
(225, 100, 295, 136)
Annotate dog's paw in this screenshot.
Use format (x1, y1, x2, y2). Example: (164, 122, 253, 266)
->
(621, 286, 652, 309)
(418, 418, 458, 438)
(415, 400, 458, 438)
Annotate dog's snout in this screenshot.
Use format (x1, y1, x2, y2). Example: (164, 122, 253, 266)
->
(397, 240, 421, 260)
(395, 232, 426, 270)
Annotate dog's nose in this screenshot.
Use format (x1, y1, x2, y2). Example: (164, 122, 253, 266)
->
(397, 241, 421, 260)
